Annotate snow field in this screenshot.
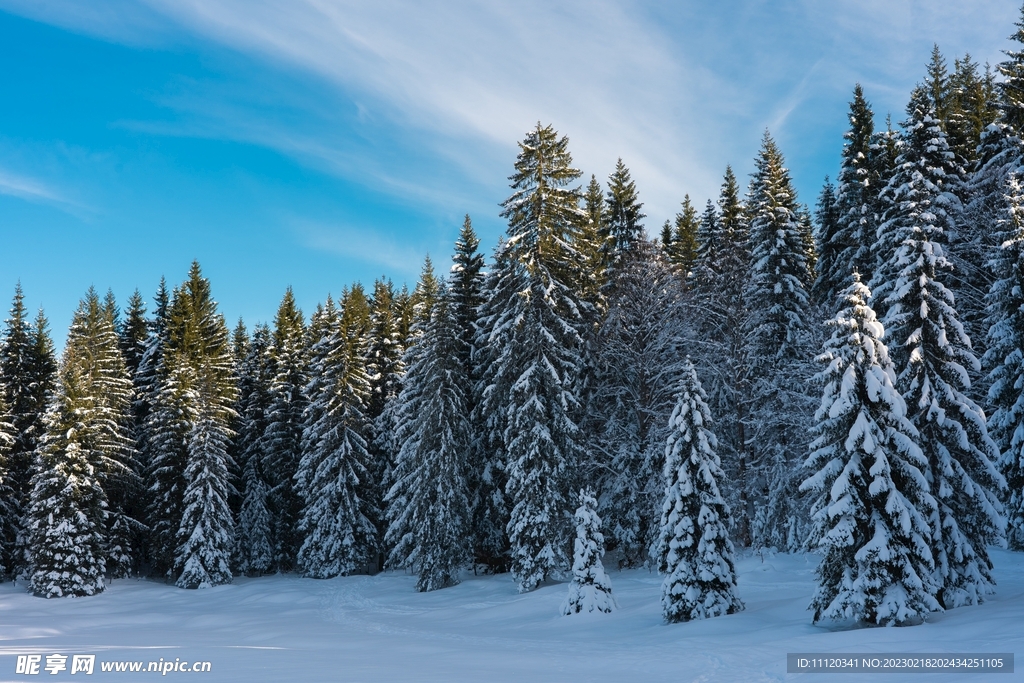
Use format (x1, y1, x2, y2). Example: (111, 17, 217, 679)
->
(1, 548, 1022, 682)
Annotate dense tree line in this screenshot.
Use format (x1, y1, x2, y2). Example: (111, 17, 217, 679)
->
(5, 9, 1024, 628)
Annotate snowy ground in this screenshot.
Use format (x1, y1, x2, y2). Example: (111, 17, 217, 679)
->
(1, 549, 1022, 683)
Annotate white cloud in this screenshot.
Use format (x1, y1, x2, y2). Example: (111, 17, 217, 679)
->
(2, 0, 1019, 219)
(0, 167, 80, 208)
(290, 216, 430, 274)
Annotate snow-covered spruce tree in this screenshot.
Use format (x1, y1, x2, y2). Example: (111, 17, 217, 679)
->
(880, 93, 1006, 608)
(600, 159, 646, 294)
(234, 323, 274, 575)
(562, 488, 615, 615)
(486, 123, 587, 592)
(686, 168, 754, 546)
(572, 175, 606, 310)
(660, 197, 698, 273)
(589, 239, 685, 567)
(0, 285, 56, 576)
(386, 286, 472, 591)
(829, 85, 879, 291)
(802, 275, 939, 625)
(742, 132, 817, 550)
(263, 288, 307, 572)
(811, 177, 841, 306)
(986, 174, 1024, 550)
(145, 263, 237, 586)
(655, 357, 742, 623)
(26, 346, 108, 597)
(119, 290, 148, 380)
(67, 290, 142, 579)
(167, 264, 238, 588)
(0, 397, 15, 578)
(469, 242, 513, 571)
(175, 400, 234, 588)
(297, 297, 376, 578)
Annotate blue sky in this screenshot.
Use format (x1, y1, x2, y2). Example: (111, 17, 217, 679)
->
(0, 0, 1019, 346)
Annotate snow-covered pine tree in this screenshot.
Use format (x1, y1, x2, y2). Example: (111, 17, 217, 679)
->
(65, 289, 141, 579)
(830, 85, 879, 290)
(175, 399, 234, 589)
(576, 174, 608, 308)
(802, 275, 939, 625)
(600, 159, 646, 293)
(488, 123, 587, 592)
(386, 286, 472, 591)
(561, 488, 615, 615)
(589, 239, 684, 567)
(961, 27, 1024, 387)
(686, 168, 754, 546)
(0, 285, 56, 576)
(742, 132, 816, 550)
(0, 396, 14, 578)
(26, 352, 108, 598)
(469, 242, 513, 571)
(666, 196, 699, 274)
(234, 323, 274, 575)
(946, 54, 1000, 172)
(119, 290, 148, 380)
(166, 263, 238, 588)
(811, 177, 841, 305)
(263, 288, 307, 571)
(655, 357, 742, 623)
(297, 296, 376, 578)
(986, 174, 1024, 550)
(880, 92, 1006, 607)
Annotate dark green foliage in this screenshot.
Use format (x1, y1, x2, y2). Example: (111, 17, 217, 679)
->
(0, 285, 56, 575)
(811, 177, 842, 305)
(264, 288, 307, 572)
(488, 123, 587, 591)
(386, 286, 472, 591)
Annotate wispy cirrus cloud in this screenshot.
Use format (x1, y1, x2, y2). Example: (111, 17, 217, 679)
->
(1, 0, 1019, 218)
(0, 167, 88, 214)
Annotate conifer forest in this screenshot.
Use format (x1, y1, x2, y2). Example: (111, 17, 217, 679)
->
(7, 9, 1024, 631)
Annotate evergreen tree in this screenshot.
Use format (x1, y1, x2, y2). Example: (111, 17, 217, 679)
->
(811, 177, 842, 305)
(561, 488, 615, 615)
(263, 288, 307, 571)
(743, 132, 816, 549)
(577, 174, 608, 306)
(986, 174, 1024, 550)
(234, 324, 274, 575)
(486, 123, 587, 592)
(1000, 5, 1024, 139)
(175, 401, 234, 589)
(673, 196, 699, 273)
(600, 159, 646, 289)
(297, 297, 376, 578)
(0, 285, 56, 574)
(802, 275, 940, 625)
(366, 279, 404, 423)
(655, 357, 743, 623)
(687, 168, 754, 546)
(119, 290, 149, 381)
(0, 396, 15, 578)
(880, 96, 1006, 607)
(589, 239, 684, 566)
(146, 263, 237, 586)
(25, 352, 107, 597)
(832, 86, 879, 288)
(169, 264, 238, 587)
(469, 243, 513, 571)
(386, 287, 472, 591)
(744, 132, 812, 362)
(69, 290, 141, 579)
